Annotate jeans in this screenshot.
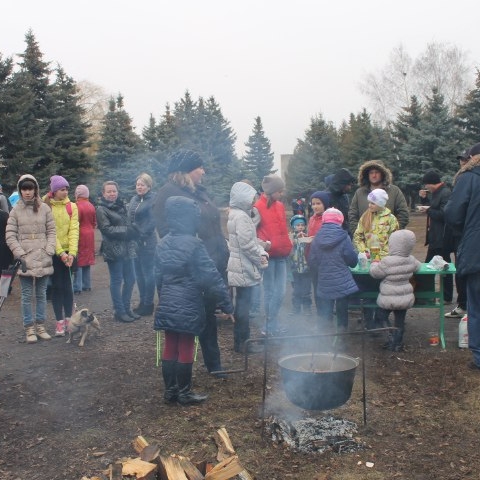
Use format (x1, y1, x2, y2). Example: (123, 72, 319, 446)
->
(134, 251, 155, 306)
(318, 297, 349, 329)
(250, 283, 262, 313)
(20, 276, 49, 327)
(262, 257, 287, 331)
(234, 286, 253, 350)
(73, 266, 91, 292)
(107, 258, 136, 315)
(466, 272, 480, 366)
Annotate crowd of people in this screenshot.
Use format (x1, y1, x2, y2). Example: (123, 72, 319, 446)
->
(2, 142, 480, 406)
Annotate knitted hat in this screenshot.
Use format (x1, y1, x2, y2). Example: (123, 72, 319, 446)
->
(290, 214, 306, 228)
(322, 208, 344, 225)
(422, 170, 441, 185)
(468, 143, 480, 158)
(261, 174, 285, 195)
(167, 150, 203, 174)
(50, 175, 69, 193)
(75, 185, 90, 199)
(367, 188, 388, 208)
(310, 191, 331, 209)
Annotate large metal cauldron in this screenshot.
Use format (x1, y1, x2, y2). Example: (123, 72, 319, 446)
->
(278, 353, 359, 410)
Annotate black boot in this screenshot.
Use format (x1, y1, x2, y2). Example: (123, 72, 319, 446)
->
(161, 360, 178, 404)
(133, 303, 145, 315)
(176, 363, 208, 405)
(136, 303, 154, 316)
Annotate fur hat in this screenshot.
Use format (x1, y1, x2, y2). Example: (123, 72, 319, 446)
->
(167, 150, 203, 174)
(75, 185, 89, 199)
(310, 191, 331, 209)
(367, 188, 388, 208)
(290, 214, 306, 228)
(261, 174, 285, 195)
(50, 175, 69, 193)
(322, 208, 344, 225)
(422, 170, 441, 185)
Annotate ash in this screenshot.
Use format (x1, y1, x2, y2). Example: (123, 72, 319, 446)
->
(268, 415, 364, 454)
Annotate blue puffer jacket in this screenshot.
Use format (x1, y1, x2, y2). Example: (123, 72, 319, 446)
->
(308, 223, 359, 300)
(154, 196, 233, 335)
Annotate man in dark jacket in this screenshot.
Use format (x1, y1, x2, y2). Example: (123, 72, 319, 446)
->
(418, 170, 453, 303)
(445, 142, 480, 370)
(325, 168, 356, 234)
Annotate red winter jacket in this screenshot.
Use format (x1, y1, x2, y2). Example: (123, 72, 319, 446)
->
(254, 194, 292, 258)
(76, 198, 96, 267)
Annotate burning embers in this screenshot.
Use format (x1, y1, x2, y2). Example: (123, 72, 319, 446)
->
(268, 416, 364, 454)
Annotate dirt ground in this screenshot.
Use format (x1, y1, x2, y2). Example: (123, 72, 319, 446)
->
(1, 213, 479, 480)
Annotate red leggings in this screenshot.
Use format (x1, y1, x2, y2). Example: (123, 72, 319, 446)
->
(162, 331, 195, 363)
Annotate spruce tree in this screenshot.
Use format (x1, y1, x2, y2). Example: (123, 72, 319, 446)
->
(455, 69, 480, 145)
(243, 116, 275, 191)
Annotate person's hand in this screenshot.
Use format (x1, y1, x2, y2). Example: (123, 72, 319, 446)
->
(66, 254, 75, 268)
(264, 240, 271, 251)
(224, 313, 235, 323)
(419, 189, 428, 199)
(260, 255, 268, 265)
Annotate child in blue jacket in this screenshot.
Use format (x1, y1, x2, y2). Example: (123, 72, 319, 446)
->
(308, 208, 358, 331)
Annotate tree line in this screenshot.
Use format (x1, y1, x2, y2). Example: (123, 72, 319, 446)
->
(1, 31, 479, 207)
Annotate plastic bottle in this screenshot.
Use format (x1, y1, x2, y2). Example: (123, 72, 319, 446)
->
(369, 234, 380, 262)
(358, 252, 368, 270)
(458, 314, 468, 348)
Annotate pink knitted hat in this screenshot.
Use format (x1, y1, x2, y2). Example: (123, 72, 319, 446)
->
(322, 208, 344, 225)
(75, 184, 90, 199)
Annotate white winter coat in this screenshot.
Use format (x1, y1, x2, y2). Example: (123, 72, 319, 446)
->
(227, 182, 268, 287)
(369, 230, 421, 310)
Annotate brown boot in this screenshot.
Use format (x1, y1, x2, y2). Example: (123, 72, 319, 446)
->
(25, 325, 37, 344)
(36, 324, 51, 340)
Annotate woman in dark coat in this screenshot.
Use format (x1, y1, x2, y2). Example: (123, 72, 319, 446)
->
(96, 181, 138, 323)
(155, 196, 233, 405)
(128, 173, 157, 316)
(153, 150, 230, 378)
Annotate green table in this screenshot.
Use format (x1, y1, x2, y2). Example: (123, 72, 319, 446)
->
(350, 262, 456, 349)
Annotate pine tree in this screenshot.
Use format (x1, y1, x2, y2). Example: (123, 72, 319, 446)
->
(286, 114, 340, 198)
(402, 88, 460, 184)
(243, 116, 275, 191)
(43, 66, 94, 187)
(456, 69, 480, 145)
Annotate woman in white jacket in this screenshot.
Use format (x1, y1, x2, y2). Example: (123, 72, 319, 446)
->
(227, 182, 269, 353)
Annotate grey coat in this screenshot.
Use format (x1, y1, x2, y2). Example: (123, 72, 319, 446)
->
(6, 175, 56, 277)
(227, 182, 268, 287)
(369, 230, 421, 310)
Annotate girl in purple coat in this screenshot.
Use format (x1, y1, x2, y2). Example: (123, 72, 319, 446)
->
(308, 208, 358, 331)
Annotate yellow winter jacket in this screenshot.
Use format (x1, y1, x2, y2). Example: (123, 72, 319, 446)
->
(43, 195, 79, 256)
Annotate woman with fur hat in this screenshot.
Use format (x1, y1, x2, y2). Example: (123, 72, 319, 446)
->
(73, 185, 96, 294)
(128, 173, 157, 317)
(43, 175, 79, 337)
(153, 150, 230, 378)
(308, 208, 358, 332)
(6, 175, 56, 343)
(254, 174, 293, 335)
(348, 160, 409, 235)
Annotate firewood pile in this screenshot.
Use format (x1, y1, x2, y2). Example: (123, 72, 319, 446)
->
(81, 428, 254, 480)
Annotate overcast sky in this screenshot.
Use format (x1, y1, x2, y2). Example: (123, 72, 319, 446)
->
(3, 0, 480, 170)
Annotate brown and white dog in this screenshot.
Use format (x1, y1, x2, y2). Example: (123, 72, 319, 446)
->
(66, 308, 100, 347)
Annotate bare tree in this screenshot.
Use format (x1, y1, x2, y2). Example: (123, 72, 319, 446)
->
(360, 42, 473, 125)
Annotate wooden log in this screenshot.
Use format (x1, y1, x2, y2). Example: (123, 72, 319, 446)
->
(141, 444, 161, 463)
(133, 435, 150, 453)
(122, 457, 157, 480)
(158, 455, 189, 480)
(204, 456, 244, 480)
(213, 428, 236, 462)
(174, 455, 205, 480)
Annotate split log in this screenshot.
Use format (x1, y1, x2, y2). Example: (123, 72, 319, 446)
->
(122, 457, 157, 480)
(141, 444, 161, 463)
(173, 455, 205, 480)
(213, 428, 236, 461)
(158, 455, 189, 480)
(204, 455, 244, 480)
(133, 435, 150, 453)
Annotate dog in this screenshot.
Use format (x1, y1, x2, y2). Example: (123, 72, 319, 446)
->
(66, 308, 100, 347)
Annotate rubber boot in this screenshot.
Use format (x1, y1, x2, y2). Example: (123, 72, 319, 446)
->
(35, 323, 51, 340)
(133, 302, 145, 315)
(161, 360, 179, 404)
(25, 325, 37, 344)
(136, 304, 154, 316)
(176, 363, 208, 405)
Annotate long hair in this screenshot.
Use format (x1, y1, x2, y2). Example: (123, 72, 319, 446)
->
(359, 209, 373, 232)
(169, 172, 195, 192)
